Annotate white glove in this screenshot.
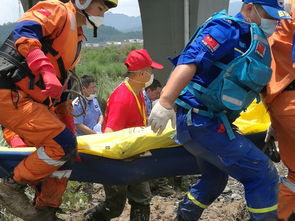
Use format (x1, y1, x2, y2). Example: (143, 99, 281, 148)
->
(265, 125, 275, 143)
(93, 123, 102, 134)
(148, 100, 176, 136)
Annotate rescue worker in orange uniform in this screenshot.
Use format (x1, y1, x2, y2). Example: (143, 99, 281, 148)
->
(0, 0, 117, 220)
(263, 1, 295, 220)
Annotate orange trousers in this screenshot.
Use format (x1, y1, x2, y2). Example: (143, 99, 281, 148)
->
(0, 89, 77, 208)
(268, 90, 295, 220)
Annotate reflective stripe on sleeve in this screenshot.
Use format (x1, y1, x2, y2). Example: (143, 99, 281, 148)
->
(37, 147, 66, 166)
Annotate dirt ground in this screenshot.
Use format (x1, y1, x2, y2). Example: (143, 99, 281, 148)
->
(60, 162, 287, 221)
(60, 179, 247, 221)
(0, 162, 287, 221)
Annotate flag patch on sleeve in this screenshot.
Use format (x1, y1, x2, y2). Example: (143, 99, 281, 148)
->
(202, 35, 220, 52)
(255, 42, 265, 57)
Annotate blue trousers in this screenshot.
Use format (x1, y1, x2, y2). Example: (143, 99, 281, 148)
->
(177, 116, 278, 221)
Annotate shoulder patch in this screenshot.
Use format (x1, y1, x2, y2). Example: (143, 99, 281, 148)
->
(202, 35, 220, 52)
(255, 42, 265, 58)
(36, 8, 51, 17)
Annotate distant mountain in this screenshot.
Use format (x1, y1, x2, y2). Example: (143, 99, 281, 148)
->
(0, 12, 143, 45)
(0, 23, 15, 44)
(83, 25, 142, 43)
(228, 1, 243, 16)
(104, 12, 142, 33)
(0, 23, 142, 45)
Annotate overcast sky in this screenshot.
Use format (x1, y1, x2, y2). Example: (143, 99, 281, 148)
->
(0, 0, 248, 25)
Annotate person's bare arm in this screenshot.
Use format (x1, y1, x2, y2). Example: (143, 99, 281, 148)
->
(76, 124, 96, 135)
(104, 127, 114, 133)
(98, 115, 104, 125)
(159, 63, 197, 108)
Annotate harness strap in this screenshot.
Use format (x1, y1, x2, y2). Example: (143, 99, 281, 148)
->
(176, 98, 235, 139)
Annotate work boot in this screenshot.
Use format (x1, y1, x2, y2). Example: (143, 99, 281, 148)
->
(150, 178, 175, 197)
(174, 214, 187, 221)
(288, 213, 295, 221)
(130, 204, 150, 221)
(34, 206, 63, 221)
(157, 185, 176, 197)
(84, 204, 110, 221)
(0, 177, 39, 220)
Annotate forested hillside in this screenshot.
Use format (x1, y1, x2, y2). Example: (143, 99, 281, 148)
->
(0, 23, 142, 45)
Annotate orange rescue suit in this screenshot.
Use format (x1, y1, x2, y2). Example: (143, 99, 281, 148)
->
(264, 4, 295, 220)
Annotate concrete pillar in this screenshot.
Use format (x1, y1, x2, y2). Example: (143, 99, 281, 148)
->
(139, 0, 229, 83)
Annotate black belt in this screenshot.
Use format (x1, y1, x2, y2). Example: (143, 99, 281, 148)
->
(284, 80, 295, 91)
(0, 74, 15, 89)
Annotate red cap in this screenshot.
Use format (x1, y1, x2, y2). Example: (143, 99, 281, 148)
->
(124, 49, 164, 71)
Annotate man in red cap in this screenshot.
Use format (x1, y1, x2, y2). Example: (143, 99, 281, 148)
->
(85, 49, 163, 221)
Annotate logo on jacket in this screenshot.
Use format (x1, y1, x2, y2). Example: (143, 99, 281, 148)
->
(37, 9, 51, 17)
(202, 35, 220, 52)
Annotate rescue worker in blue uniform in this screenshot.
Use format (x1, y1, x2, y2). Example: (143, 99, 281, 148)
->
(73, 75, 103, 135)
(148, 0, 291, 220)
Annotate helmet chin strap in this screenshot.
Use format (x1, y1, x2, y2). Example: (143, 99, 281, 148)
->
(82, 10, 98, 38)
(75, 0, 92, 10)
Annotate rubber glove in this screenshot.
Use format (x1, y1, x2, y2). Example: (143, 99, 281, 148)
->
(93, 123, 102, 133)
(265, 125, 275, 143)
(149, 100, 176, 136)
(9, 136, 27, 148)
(26, 48, 62, 99)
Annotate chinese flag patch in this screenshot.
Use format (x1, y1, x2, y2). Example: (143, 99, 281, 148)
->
(255, 42, 265, 57)
(202, 35, 220, 52)
(37, 8, 51, 17)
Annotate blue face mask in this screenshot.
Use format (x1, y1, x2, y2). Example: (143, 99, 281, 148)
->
(254, 6, 278, 38)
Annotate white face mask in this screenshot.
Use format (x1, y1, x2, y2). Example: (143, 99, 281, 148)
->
(254, 6, 277, 38)
(145, 74, 154, 88)
(126, 70, 154, 88)
(86, 16, 104, 29)
(86, 93, 96, 100)
(284, 3, 292, 14)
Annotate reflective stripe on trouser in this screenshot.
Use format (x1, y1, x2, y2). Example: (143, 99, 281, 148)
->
(0, 89, 77, 207)
(278, 178, 295, 220)
(177, 123, 278, 221)
(269, 91, 295, 220)
(34, 162, 73, 208)
(178, 158, 228, 221)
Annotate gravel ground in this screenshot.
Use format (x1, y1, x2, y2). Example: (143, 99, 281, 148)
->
(60, 162, 288, 221)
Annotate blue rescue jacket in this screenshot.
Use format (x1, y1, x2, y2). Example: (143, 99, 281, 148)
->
(174, 10, 272, 140)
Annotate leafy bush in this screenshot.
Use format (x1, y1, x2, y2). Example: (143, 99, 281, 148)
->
(76, 43, 143, 111)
